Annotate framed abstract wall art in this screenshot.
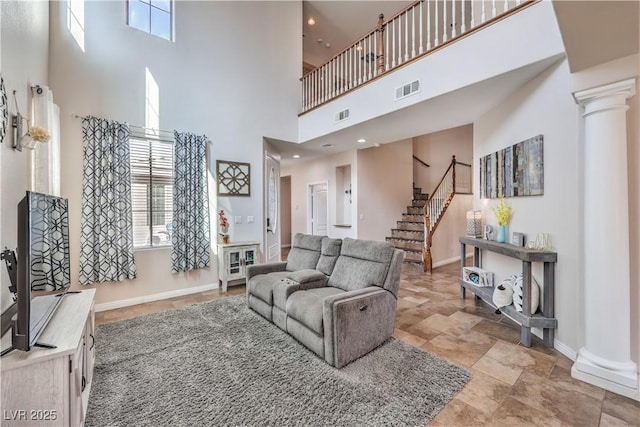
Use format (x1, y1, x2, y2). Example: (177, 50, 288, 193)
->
(217, 160, 250, 196)
(480, 134, 544, 199)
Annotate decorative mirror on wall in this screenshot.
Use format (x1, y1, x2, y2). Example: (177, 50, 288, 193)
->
(216, 160, 250, 196)
(267, 166, 277, 233)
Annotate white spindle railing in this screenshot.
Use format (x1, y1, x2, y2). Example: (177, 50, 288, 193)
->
(300, 0, 533, 113)
(425, 166, 454, 233)
(422, 156, 472, 272)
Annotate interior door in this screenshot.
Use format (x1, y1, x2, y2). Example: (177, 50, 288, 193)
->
(310, 183, 328, 236)
(264, 154, 281, 263)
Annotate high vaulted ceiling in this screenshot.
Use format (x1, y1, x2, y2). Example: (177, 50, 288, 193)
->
(302, 0, 414, 68)
(552, 0, 639, 73)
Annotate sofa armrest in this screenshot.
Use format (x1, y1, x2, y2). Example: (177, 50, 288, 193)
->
(287, 269, 326, 284)
(322, 287, 397, 368)
(273, 271, 327, 310)
(246, 262, 287, 281)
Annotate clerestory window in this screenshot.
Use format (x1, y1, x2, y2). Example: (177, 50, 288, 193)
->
(127, 0, 173, 41)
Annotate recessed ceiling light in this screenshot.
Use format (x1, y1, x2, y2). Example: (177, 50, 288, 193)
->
(357, 138, 366, 143)
(317, 38, 323, 43)
(308, 17, 315, 26)
(374, 143, 381, 147)
(293, 154, 301, 159)
(325, 43, 331, 48)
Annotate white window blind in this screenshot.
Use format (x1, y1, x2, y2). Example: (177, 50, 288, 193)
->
(130, 136, 174, 248)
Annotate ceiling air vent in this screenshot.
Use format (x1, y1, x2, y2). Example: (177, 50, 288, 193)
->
(395, 79, 420, 100)
(334, 109, 350, 123)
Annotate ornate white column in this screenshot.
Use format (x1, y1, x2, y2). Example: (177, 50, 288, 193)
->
(572, 78, 639, 401)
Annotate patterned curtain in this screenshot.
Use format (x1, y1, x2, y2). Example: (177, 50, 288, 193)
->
(79, 117, 136, 285)
(171, 131, 210, 273)
(30, 192, 70, 291)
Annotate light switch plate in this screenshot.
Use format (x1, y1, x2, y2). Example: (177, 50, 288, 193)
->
(235, 216, 242, 224)
(247, 216, 255, 223)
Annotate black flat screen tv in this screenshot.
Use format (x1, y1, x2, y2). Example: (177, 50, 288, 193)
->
(4, 191, 71, 354)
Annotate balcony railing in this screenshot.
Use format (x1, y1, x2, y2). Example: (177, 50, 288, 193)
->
(300, 0, 536, 114)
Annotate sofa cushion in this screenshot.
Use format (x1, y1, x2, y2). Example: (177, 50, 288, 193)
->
(285, 234, 324, 271)
(247, 271, 289, 305)
(327, 238, 395, 292)
(286, 287, 345, 335)
(316, 238, 342, 276)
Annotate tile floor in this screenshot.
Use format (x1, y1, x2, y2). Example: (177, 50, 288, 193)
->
(95, 260, 640, 426)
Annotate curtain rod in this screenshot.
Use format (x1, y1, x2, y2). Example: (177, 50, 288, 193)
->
(72, 114, 174, 135)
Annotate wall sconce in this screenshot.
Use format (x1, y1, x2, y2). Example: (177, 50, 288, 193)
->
(12, 112, 27, 151)
(466, 210, 483, 238)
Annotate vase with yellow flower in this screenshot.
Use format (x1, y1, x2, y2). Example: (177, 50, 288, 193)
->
(492, 197, 512, 243)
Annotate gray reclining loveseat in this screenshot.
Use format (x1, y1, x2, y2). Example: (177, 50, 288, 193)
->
(246, 233, 404, 368)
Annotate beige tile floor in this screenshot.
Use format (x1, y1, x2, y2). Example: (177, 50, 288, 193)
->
(96, 260, 640, 427)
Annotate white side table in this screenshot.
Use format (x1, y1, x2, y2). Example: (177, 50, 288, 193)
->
(217, 241, 260, 292)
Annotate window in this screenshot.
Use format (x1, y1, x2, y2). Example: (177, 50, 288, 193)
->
(130, 136, 174, 248)
(127, 0, 172, 41)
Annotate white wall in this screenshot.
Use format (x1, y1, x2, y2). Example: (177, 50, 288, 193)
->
(356, 139, 412, 241)
(281, 150, 358, 240)
(0, 0, 49, 313)
(413, 124, 473, 195)
(474, 58, 582, 351)
(47, 1, 301, 305)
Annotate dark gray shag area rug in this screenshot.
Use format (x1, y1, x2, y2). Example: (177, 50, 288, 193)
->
(86, 295, 470, 426)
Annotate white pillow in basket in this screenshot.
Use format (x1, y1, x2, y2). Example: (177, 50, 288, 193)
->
(512, 275, 540, 314)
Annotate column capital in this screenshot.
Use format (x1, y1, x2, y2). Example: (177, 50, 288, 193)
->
(574, 78, 636, 106)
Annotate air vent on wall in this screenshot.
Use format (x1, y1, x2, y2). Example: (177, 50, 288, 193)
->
(395, 79, 420, 100)
(334, 109, 350, 123)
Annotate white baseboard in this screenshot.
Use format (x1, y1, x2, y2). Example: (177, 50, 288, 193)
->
(433, 256, 462, 268)
(281, 244, 291, 248)
(554, 338, 577, 361)
(94, 282, 218, 312)
(572, 364, 640, 401)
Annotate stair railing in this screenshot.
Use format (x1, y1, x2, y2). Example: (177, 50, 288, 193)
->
(413, 155, 430, 168)
(422, 155, 472, 273)
(300, 0, 537, 113)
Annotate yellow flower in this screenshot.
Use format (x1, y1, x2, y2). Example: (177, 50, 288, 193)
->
(492, 198, 512, 226)
(28, 126, 50, 143)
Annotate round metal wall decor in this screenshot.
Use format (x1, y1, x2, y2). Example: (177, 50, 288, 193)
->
(0, 76, 7, 144)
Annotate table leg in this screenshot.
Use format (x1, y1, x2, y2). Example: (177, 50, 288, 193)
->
(543, 328, 554, 348)
(520, 326, 532, 347)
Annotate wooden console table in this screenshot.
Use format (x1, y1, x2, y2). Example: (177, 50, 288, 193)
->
(459, 237, 557, 347)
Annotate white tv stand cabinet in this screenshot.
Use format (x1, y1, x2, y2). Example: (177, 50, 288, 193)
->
(1, 289, 96, 426)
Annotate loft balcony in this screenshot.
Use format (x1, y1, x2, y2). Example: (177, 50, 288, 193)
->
(297, 0, 566, 146)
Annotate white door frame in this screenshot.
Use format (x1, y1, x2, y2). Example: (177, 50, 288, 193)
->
(307, 180, 329, 235)
(264, 152, 281, 263)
